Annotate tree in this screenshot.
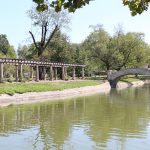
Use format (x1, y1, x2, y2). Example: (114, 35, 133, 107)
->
(28, 6, 70, 79)
(111, 32, 149, 69)
(123, 0, 150, 16)
(18, 30, 75, 79)
(18, 44, 38, 60)
(28, 7, 70, 59)
(0, 34, 16, 58)
(82, 26, 116, 72)
(33, 0, 92, 12)
(47, 30, 72, 63)
(0, 34, 16, 79)
(81, 25, 150, 76)
(18, 31, 72, 62)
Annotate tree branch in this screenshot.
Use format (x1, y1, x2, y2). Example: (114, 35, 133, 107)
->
(29, 31, 39, 50)
(43, 22, 48, 46)
(41, 25, 44, 44)
(44, 25, 58, 50)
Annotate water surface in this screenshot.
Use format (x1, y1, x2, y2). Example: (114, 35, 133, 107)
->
(0, 85, 150, 150)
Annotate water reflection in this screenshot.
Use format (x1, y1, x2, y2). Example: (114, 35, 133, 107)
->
(0, 85, 150, 150)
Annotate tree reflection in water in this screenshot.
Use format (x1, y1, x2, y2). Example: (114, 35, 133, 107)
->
(0, 85, 150, 149)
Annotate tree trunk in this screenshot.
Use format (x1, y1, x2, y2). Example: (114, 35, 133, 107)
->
(38, 46, 45, 80)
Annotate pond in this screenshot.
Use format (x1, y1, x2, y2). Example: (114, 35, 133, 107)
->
(0, 85, 150, 150)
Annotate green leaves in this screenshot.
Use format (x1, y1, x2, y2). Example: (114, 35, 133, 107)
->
(0, 34, 16, 58)
(33, 0, 92, 12)
(123, 0, 150, 16)
(36, 3, 48, 12)
(33, 0, 150, 14)
(81, 26, 150, 71)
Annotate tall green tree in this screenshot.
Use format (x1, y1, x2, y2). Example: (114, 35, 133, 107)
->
(81, 25, 150, 76)
(28, 6, 70, 79)
(82, 26, 115, 71)
(28, 7, 70, 60)
(111, 32, 149, 69)
(0, 34, 16, 58)
(47, 30, 72, 63)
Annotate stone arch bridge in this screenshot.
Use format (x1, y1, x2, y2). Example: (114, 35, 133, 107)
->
(107, 68, 150, 88)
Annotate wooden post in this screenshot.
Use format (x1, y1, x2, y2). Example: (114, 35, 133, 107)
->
(19, 64, 23, 82)
(50, 65, 53, 81)
(0, 63, 4, 83)
(15, 65, 19, 82)
(30, 66, 34, 79)
(36, 65, 39, 82)
(62, 66, 65, 80)
(82, 67, 85, 79)
(72, 66, 76, 80)
(54, 67, 57, 80)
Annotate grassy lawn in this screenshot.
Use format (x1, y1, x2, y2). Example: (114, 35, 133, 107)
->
(120, 75, 150, 83)
(1, 75, 149, 96)
(0, 80, 102, 95)
(120, 76, 140, 83)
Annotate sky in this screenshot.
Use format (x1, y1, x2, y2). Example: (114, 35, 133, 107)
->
(0, 0, 150, 50)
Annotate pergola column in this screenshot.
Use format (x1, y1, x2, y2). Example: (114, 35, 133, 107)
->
(62, 66, 65, 80)
(82, 67, 85, 79)
(0, 63, 4, 83)
(65, 67, 68, 80)
(19, 64, 23, 82)
(30, 66, 34, 80)
(36, 65, 39, 82)
(15, 64, 19, 82)
(50, 65, 53, 81)
(54, 67, 57, 80)
(72, 66, 76, 80)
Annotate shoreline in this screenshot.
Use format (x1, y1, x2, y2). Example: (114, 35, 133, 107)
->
(0, 80, 149, 107)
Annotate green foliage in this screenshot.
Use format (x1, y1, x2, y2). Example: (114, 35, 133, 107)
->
(47, 30, 73, 63)
(111, 32, 149, 69)
(18, 44, 37, 60)
(33, 0, 92, 12)
(0, 34, 16, 79)
(0, 34, 16, 58)
(18, 30, 73, 62)
(123, 0, 150, 16)
(81, 25, 150, 74)
(0, 34, 9, 55)
(33, 0, 150, 15)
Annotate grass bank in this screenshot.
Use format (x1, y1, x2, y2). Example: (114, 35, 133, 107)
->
(1, 75, 149, 96)
(0, 80, 102, 95)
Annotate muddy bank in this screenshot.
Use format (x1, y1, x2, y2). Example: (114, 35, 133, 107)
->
(0, 80, 149, 107)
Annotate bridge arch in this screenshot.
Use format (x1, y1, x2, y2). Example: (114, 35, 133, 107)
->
(107, 68, 150, 88)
